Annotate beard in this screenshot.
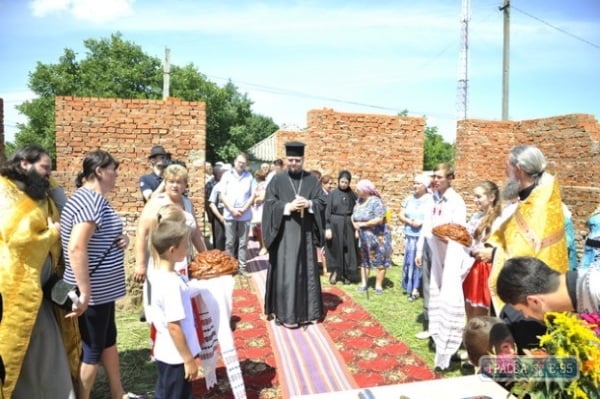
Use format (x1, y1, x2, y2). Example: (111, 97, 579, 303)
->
(502, 178, 520, 201)
(24, 168, 50, 200)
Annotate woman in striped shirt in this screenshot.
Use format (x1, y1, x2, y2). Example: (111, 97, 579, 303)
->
(61, 150, 139, 399)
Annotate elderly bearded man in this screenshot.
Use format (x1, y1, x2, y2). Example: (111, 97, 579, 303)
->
(0, 145, 79, 398)
(473, 145, 569, 353)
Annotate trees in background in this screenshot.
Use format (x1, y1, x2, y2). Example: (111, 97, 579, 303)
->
(397, 111, 454, 170)
(423, 125, 454, 170)
(8, 32, 454, 165)
(9, 33, 278, 162)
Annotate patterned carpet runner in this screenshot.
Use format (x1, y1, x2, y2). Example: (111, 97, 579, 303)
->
(246, 253, 358, 397)
(193, 243, 437, 398)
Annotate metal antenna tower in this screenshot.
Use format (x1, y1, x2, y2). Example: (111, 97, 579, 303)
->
(456, 0, 471, 121)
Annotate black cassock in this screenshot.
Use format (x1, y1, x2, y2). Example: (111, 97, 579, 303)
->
(324, 187, 359, 281)
(262, 169, 325, 326)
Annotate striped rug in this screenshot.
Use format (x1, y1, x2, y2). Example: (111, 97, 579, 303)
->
(192, 241, 437, 398)
(245, 252, 358, 398)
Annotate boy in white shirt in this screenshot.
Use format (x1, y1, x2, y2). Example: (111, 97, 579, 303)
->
(149, 206, 201, 399)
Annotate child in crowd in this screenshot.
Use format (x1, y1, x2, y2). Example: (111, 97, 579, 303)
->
(463, 316, 515, 367)
(149, 205, 202, 399)
(488, 321, 517, 357)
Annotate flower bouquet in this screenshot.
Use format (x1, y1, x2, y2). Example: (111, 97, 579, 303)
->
(510, 312, 600, 399)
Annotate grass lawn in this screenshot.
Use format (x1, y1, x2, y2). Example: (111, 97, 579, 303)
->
(93, 262, 464, 398)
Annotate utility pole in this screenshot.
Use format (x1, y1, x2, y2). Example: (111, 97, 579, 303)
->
(500, 0, 510, 120)
(456, 0, 470, 121)
(163, 47, 171, 100)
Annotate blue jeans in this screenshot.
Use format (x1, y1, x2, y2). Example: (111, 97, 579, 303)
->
(402, 236, 422, 294)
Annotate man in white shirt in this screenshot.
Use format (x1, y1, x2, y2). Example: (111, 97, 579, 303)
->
(415, 163, 469, 369)
(219, 153, 256, 275)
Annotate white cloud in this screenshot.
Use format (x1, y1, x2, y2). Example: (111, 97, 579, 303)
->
(29, 0, 134, 23)
(29, 0, 70, 16)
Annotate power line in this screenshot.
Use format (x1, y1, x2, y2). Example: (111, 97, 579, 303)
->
(511, 5, 600, 50)
(206, 74, 457, 122)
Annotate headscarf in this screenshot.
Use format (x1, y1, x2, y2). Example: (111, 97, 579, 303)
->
(356, 179, 380, 198)
(338, 170, 352, 182)
(414, 173, 431, 188)
(338, 170, 352, 191)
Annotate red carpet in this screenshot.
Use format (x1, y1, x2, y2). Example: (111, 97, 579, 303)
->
(192, 278, 437, 398)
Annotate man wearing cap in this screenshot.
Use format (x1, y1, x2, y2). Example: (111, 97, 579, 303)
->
(262, 142, 325, 328)
(139, 145, 171, 203)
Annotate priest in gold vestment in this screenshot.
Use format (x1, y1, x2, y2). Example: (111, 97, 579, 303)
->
(472, 145, 569, 351)
(481, 145, 569, 312)
(0, 146, 79, 398)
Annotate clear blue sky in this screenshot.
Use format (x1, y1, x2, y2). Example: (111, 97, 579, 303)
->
(1, 0, 599, 143)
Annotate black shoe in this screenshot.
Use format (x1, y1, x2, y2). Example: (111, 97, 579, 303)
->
(461, 361, 475, 375)
(329, 271, 337, 285)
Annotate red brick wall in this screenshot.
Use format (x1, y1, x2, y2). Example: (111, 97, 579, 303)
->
(454, 113, 600, 246)
(274, 108, 426, 256)
(54, 96, 207, 215)
(271, 111, 599, 257)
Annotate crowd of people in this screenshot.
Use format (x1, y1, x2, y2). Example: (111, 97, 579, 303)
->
(404, 145, 600, 381)
(1, 141, 599, 398)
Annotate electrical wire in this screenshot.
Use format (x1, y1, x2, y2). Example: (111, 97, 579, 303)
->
(511, 4, 600, 50)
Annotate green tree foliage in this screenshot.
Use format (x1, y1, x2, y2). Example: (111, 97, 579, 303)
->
(11, 33, 278, 162)
(423, 125, 454, 170)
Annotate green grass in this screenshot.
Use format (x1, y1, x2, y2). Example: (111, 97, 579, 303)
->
(93, 262, 462, 398)
(328, 263, 462, 377)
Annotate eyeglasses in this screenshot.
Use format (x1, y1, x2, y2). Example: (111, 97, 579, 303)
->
(432, 175, 446, 179)
(287, 158, 303, 163)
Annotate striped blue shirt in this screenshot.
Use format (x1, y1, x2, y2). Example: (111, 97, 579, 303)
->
(60, 187, 126, 305)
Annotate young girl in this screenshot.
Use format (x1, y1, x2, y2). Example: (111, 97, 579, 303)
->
(463, 180, 502, 319)
(149, 205, 201, 399)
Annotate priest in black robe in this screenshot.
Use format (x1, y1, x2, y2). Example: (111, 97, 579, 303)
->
(262, 142, 325, 328)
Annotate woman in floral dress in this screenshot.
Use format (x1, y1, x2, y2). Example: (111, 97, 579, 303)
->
(352, 179, 392, 294)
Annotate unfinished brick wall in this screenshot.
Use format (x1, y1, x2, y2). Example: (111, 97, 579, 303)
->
(271, 111, 599, 258)
(454, 113, 600, 250)
(54, 96, 207, 211)
(274, 108, 426, 256)
(54, 96, 207, 306)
